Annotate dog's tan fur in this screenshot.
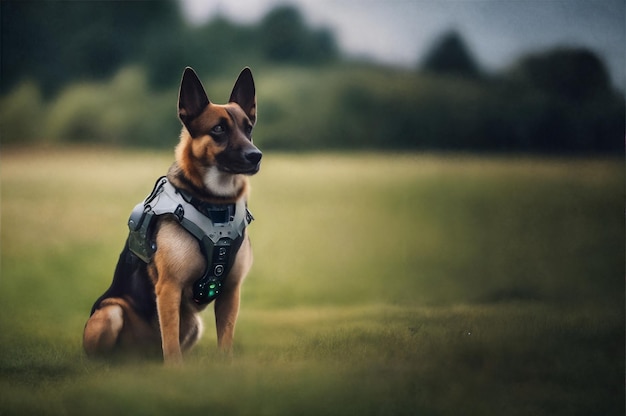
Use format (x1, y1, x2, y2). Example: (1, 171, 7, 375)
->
(83, 67, 261, 364)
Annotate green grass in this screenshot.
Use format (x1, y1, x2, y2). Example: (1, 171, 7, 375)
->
(1, 148, 623, 415)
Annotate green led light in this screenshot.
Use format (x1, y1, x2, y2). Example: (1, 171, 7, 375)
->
(208, 290, 215, 297)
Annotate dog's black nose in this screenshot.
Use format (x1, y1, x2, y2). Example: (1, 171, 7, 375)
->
(245, 150, 262, 165)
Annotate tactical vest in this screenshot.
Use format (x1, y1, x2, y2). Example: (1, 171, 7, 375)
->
(127, 177, 253, 304)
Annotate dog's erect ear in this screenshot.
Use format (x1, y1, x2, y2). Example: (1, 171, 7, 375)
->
(229, 67, 256, 125)
(178, 67, 210, 125)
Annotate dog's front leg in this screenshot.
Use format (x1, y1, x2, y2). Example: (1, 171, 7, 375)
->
(155, 279, 183, 365)
(214, 283, 241, 353)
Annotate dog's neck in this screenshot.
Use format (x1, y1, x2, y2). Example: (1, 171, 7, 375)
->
(168, 133, 248, 204)
(167, 163, 248, 205)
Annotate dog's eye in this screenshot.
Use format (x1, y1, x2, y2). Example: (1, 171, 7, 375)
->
(212, 124, 225, 135)
(245, 125, 253, 137)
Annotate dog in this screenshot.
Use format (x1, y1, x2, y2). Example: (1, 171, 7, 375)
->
(83, 67, 261, 364)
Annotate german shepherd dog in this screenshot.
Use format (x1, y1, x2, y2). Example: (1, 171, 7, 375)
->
(83, 67, 261, 364)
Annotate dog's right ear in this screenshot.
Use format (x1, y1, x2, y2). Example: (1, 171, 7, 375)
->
(178, 67, 210, 126)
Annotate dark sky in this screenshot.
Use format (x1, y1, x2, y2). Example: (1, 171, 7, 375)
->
(180, 0, 625, 90)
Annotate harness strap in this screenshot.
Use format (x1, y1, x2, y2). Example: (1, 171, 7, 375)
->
(127, 176, 252, 304)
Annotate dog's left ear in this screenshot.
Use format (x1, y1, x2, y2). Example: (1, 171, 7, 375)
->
(178, 67, 210, 127)
(229, 67, 256, 125)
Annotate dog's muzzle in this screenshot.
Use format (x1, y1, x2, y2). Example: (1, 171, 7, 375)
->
(243, 149, 262, 174)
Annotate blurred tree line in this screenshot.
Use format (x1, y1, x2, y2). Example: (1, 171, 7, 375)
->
(346, 30, 624, 153)
(1, 1, 623, 153)
(0, 1, 338, 96)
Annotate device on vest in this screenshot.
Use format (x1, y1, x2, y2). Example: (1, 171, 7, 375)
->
(126, 177, 253, 304)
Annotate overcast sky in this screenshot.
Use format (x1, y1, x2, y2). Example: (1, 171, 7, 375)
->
(179, 0, 625, 90)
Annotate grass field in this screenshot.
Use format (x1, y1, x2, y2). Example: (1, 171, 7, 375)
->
(1, 147, 623, 415)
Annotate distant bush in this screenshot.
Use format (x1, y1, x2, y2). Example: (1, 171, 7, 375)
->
(0, 81, 45, 145)
(44, 67, 179, 147)
(331, 73, 495, 150)
(252, 68, 342, 150)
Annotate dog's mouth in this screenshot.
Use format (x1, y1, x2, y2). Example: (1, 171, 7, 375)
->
(243, 164, 261, 175)
(220, 162, 261, 176)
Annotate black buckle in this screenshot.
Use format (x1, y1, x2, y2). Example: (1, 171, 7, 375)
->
(174, 204, 185, 222)
(205, 206, 231, 224)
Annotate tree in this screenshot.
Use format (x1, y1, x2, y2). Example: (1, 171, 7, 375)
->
(259, 5, 338, 64)
(511, 47, 612, 101)
(0, 0, 183, 96)
(420, 30, 481, 78)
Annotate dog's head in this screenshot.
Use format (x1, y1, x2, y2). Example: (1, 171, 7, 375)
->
(176, 67, 262, 196)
